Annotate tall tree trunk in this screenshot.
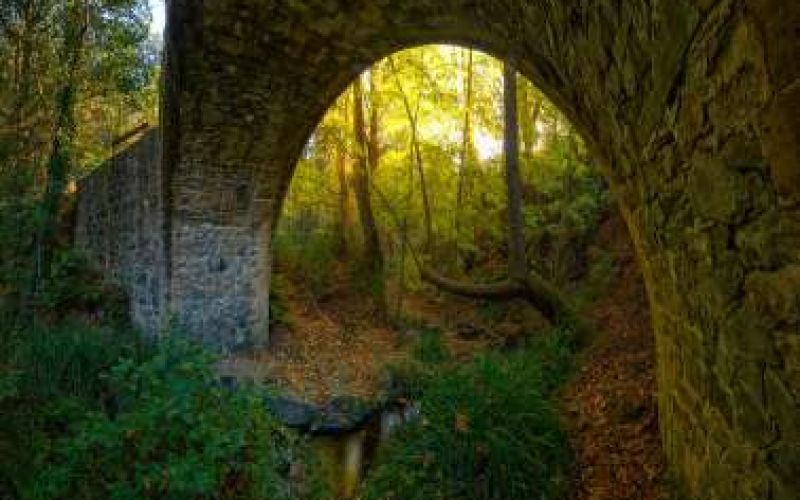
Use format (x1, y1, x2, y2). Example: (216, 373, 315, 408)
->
(504, 60, 527, 282)
(34, 0, 88, 297)
(455, 48, 474, 261)
(335, 140, 350, 257)
(335, 98, 352, 257)
(351, 77, 383, 274)
(410, 114, 432, 253)
(519, 83, 542, 158)
(367, 68, 381, 173)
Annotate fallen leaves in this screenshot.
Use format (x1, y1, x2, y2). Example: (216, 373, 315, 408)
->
(561, 216, 672, 500)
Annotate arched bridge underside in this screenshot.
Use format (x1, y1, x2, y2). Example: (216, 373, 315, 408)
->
(73, 1, 799, 497)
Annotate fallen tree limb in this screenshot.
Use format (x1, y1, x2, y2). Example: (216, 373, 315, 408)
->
(419, 267, 523, 300)
(419, 265, 590, 344)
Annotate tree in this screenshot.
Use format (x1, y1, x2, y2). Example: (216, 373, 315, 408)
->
(351, 75, 383, 275)
(34, 0, 90, 297)
(454, 48, 474, 261)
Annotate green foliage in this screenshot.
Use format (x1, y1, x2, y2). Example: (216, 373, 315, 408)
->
(574, 248, 617, 307)
(362, 329, 575, 500)
(274, 228, 337, 298)
(269, 272, 293, 329)
(31, 338, 320, 500)
(412, 327, 449, 364)
(0, 321, 147, 498)
(39, 249, 128, 322)
(0, 0, 159, 175)
(0, 192, 37, 323)
(519, 151, 611, 285)
(10, 322, 145, 403)
(0, 319, 329, 499)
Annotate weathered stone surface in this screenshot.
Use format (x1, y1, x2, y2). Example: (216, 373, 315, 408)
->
(74, 129, 165, 336)
(265, 394, 375, 435)
(74, 1, 800, 497)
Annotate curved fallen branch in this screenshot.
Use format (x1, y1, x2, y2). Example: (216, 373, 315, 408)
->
(419, 265, 589, 344)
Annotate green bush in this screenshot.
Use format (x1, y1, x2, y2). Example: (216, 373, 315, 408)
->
(362, 329, 574, 500)
(15, 322, 145, 401)
(29, 337, 328, 500)
(0, 320, 148, 498)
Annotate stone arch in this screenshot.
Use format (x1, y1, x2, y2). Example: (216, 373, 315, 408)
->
(160, 1, 799, 497)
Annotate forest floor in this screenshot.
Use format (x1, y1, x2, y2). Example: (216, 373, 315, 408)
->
(561, 216, 674, 500)
(216, 272, 495, 403)
(218, 217, 673, 499)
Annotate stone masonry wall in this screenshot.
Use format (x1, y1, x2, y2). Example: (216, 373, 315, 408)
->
(163, 1, 799, 497)
(74, 129, 165, 336)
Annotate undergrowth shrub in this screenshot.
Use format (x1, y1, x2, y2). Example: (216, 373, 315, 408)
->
(412, 327, 449, 365)
(30, 337, 328, 500)
(0, 321, 148, 498)
(0, 244, 146, 497)
(574, 248, 617, 307)
(363, 328, 575, 500)
(39, 250, 127, 324)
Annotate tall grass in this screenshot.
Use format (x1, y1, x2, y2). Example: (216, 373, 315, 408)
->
(363, 329, 575, 500)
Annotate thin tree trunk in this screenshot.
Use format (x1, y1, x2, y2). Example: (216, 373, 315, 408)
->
(387, 56, 433, 252)
(455, 48, 473, 260)
(34, 0, 88, 297)
(336, 98, 352, 257)
(504, 59, 527, 282)
(351, 77, 383, 274)
(336, 139, 350, 257)
(520, 83, 542, 157)
(410, 117, 432, 253)
(367, 68, 381, 173)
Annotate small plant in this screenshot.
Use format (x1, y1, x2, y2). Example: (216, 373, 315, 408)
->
(412, 327, 449, 364)
(270, 272, 293, 329)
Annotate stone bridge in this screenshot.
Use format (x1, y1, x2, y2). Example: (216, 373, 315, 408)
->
(73, 1, 799, 497)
